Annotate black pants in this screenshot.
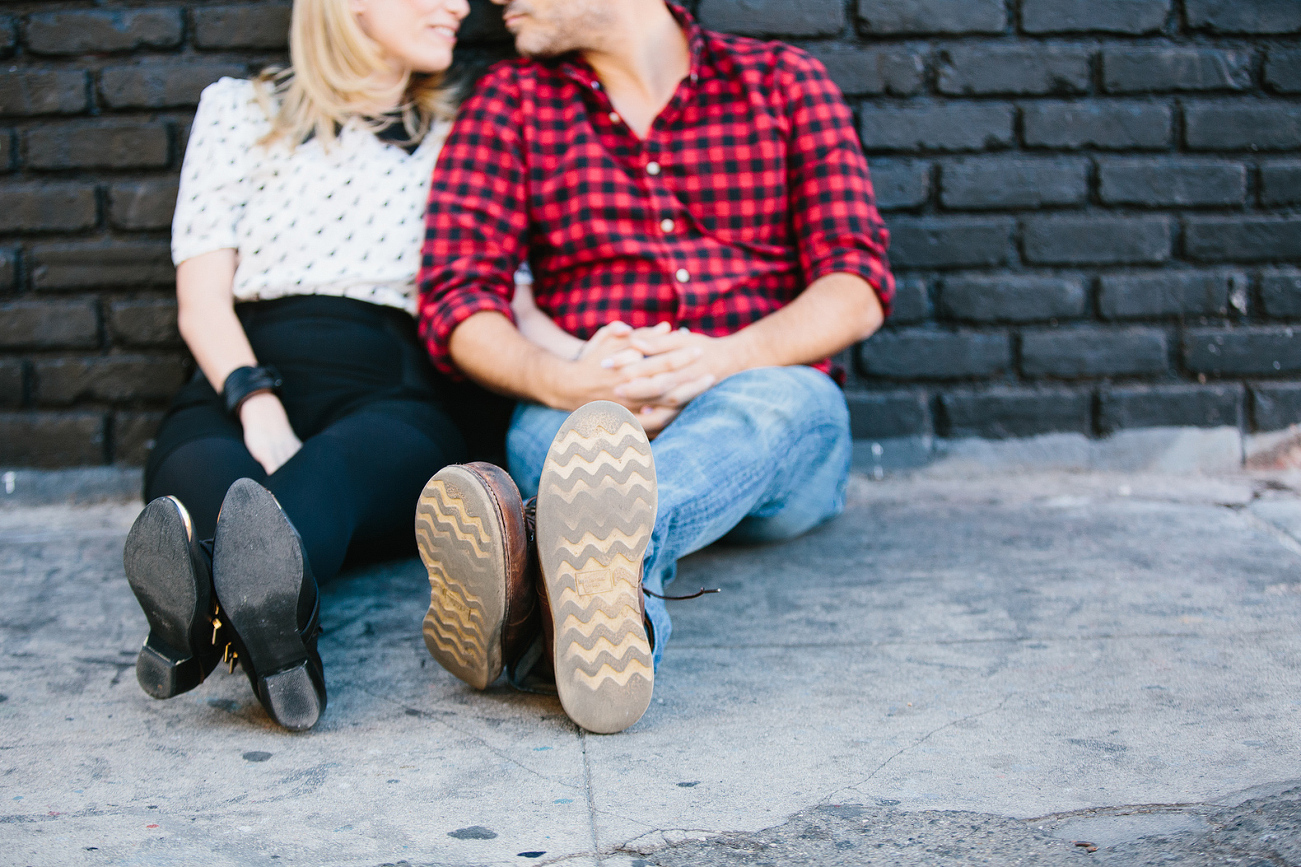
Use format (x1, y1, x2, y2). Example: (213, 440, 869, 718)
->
(144, 295, 512, 582)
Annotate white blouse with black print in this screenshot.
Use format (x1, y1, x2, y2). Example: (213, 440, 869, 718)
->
(172, 77, 447, 315)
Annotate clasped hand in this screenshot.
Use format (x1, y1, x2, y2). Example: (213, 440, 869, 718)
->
(573, 321, 733, 436)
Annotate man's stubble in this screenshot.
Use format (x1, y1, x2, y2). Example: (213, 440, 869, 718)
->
(506, 0, 617, 58)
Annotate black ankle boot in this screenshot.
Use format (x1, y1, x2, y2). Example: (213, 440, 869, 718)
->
(212, 478, 326, 732)
(124, 496, 223, 699)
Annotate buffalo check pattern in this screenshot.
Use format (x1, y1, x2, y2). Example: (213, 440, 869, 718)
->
(417, 3, 894, 376)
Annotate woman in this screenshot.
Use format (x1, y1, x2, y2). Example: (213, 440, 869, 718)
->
(124, 0, 491, 732)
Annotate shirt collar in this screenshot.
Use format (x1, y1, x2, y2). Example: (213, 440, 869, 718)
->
(557, 2, 705, 91)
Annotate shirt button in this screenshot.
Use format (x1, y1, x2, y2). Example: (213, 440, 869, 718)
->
(646, 161, 662, 176)
(675, 269, 690, 283)
(660, 218, 676, 233)
(591, 80, 602, 90)
(608, 112, 620, 123)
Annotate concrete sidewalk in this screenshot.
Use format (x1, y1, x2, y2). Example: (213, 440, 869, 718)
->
(1, 469, 1299, 866)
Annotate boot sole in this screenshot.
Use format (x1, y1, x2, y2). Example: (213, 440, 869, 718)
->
(537, 401, 656, 734)
(416, 466, 509, 690)
(213, 479, 323, 732)
(123, 497, 211, 699)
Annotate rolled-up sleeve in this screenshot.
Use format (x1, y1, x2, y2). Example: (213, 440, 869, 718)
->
(418, 64, 532, 375)
(779, 49, 895, 317)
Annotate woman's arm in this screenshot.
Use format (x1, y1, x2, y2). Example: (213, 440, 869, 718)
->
(176, 249, 302, 475)
(510, 279, 586, 360)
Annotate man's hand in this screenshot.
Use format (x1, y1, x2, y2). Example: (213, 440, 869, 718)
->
(612, 328, 737, 409)
(576, 322, 719, 436)
(239, 392, 302, 475)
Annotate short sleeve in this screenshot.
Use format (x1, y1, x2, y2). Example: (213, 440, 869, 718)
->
(171, 78, 264, 266)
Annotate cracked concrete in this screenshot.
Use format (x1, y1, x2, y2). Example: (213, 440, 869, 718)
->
(1, 468, 1299, 866)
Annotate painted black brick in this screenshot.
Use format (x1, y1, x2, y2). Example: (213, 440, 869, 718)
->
(99, 62, 250, 110)
(940, 388, 1092, 438)
(113, 410, 164, 465)
(936, 45, 1090, 96)
(1186, 0, 1301, 35)
(108, 180, 180, 231)
(887, 218, 1013, 269)
(845, 390, 930, 439)
(940, 157, 1088, 210)
(1023, 216, 1173, 266)
(0, 132, 10, 173)
(1097, 159, 1247, 207)
(1185, 328, 1301, 375)
(1, 17, 13, 57)
(1103, 47, 1253, 93)
(0, 412, 105, 467)
(940, 274, 1086, 323)
(107, 298, 181, 347)
(0, 71, 88, 117)
(888, 276, 930, 324)
(1022, 326, 1169, 378)
(856, 0, 1006, 34)
(1185, 103, 1301, 151)
(0, 184, 98, 233)
(1260, 270, 1301, 318)
(0, 299, 99, 349)
(859, 104, 1014, 153)
(868, 159, 931, 210)
(806, 48, 925, 97)
(192, 4, 292, 50)
(34, 355, 187, 405)
(0, 248, 14, 292)
(1267, 50, 1301, 93)
(1099, 384, 1243, 430)
(859, 330, 1011, 380)
(1252, 383, 1301, 431)
(1185, 217, 1301, 263)
(24, 123, 169, 171)
(1261, 162, 1301, 207)
(25, 10, 183, 55)
(30, 242, 174, 291)
(1098, 271, 1236, 319)
(698, 0, 844, 37)
(1021, 0, 1171, 35)
(0, 360, 22, 407)
(1022, 102, 1173, 150)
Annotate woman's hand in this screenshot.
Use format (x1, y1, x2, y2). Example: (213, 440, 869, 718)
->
(238, 392, 302, 475)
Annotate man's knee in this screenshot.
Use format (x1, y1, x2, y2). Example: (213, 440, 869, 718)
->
(703, 366, 849, 442)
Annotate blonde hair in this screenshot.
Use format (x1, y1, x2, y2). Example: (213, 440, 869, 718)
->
(255, 0, 457, 149)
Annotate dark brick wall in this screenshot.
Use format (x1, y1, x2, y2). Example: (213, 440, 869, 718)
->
(0, 0, 1298, 466)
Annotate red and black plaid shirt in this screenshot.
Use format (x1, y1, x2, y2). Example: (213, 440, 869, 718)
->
(418, 3, 894, 376)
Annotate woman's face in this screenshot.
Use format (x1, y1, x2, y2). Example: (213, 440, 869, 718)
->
(349, 0, 470, 75)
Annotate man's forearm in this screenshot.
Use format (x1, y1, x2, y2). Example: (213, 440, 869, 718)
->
(718, 272, 885, 376)
(448, 311, 568, 405)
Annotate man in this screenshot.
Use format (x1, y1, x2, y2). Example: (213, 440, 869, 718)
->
(415, 0, 894, 734)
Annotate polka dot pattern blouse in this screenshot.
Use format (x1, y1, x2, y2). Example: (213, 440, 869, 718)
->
(172, 77, 446, 315)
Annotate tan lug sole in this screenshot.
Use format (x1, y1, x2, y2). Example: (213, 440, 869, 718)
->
(537, 401, 657, 734)
(416, 466, 508, 691)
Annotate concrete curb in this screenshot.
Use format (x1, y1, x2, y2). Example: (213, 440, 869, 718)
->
(853, 425, 1253, 478)
(0, 466, 142, 507)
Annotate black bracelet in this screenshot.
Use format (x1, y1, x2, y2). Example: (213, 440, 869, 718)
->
(223, 365, 283, 417)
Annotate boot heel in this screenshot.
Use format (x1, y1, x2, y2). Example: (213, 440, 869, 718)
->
(135, 639, 203, 699)
(259, 664, 323, 732)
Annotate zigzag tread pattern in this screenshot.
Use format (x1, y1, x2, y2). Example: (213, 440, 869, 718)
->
(414, 480, 491, 561)
(539, 402, 656, 731)
(416, 474, 505, 684)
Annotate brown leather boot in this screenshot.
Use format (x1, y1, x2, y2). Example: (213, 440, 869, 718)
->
(535, 401, 657, 734)
(416, 462, 539, 690)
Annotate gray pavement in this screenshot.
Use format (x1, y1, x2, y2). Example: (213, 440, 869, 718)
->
(2, 468, 1300, 866)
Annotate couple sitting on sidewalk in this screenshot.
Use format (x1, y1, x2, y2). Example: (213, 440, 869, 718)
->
(122, 0, 894, 735)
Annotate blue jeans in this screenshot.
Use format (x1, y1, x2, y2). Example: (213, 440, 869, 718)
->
(506, 366, 852, 669)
